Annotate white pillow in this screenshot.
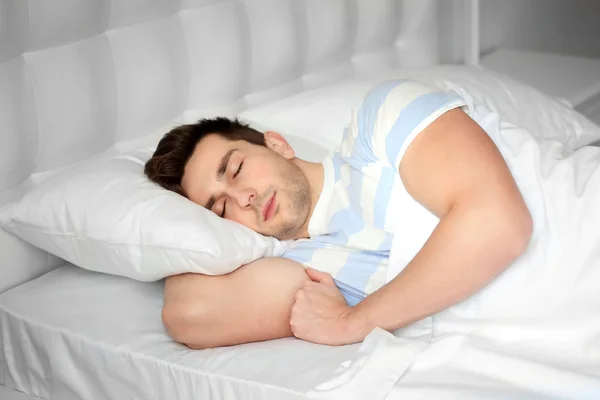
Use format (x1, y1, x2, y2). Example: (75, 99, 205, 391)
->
(239, 65, 600, 151)
(0, 141, 325, 281)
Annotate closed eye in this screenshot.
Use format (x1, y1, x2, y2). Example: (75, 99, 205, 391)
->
(220, 199, 227, 218)
(233, 161, 243, 179)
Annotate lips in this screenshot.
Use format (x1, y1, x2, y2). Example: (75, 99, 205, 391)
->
(262, 192, 276, 222)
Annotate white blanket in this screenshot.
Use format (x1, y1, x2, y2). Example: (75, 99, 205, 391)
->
(386, 92, 600, 399)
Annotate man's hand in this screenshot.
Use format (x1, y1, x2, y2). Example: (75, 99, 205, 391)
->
(290, 268, 371, 345)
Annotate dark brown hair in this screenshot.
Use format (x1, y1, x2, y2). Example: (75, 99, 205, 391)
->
(144, 117, 265, 196)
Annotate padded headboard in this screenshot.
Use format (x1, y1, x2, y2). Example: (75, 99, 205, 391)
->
(0, 0, 440, 293)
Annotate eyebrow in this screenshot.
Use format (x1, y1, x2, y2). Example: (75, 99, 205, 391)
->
(205, 148, 238, 210)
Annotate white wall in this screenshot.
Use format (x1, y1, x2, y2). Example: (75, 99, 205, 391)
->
(439, 0, 600, 64)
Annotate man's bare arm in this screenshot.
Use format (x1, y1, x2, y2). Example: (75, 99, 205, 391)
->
(162, 257, 309, 349)
(348, 108, 533, 335)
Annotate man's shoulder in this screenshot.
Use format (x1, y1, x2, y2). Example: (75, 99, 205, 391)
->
(334, 79, 427, 164)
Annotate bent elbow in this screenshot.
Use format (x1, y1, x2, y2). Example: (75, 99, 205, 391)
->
(503, 207, 534, 261)
(161, 302, 212, 350)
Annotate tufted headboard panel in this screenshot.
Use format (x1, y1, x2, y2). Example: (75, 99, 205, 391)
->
(0, 0, 440, 292)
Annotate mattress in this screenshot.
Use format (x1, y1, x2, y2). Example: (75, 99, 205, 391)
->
(0, 264, 600, 400)
(0, 264, 406, 400)
(3, 264, 600, 400)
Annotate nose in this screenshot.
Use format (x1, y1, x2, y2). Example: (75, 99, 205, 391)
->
(230, 187, 257, 209)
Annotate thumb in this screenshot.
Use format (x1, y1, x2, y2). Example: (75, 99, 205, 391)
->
(305, 267, 335, 286)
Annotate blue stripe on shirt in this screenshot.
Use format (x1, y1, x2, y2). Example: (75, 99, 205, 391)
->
(356, 80, 405, 163)
(335, 249, 385, 294)
(385, 91, 464, 166)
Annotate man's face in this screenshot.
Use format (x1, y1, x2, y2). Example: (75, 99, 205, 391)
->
(181, 132, 311, 240)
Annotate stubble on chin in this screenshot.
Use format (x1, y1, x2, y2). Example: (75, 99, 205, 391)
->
(275, 188, 310, 240)
(267, 158, 311, 240)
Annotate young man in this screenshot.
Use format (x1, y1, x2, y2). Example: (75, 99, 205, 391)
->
(144, 80, 533, 349)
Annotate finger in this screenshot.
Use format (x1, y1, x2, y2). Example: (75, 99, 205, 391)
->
(294, 287, 306, 303)
(305, 267, 335, 286)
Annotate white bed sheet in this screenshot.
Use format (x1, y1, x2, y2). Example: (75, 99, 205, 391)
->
(0, 264, 422, 400)
(0, 264, 321, 400)
(3, 264, 598, 400)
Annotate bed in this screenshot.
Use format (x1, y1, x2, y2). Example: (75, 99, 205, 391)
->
(2, 1, 600, 400)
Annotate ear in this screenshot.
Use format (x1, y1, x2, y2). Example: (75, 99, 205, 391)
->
(264, 131, 295, 159)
